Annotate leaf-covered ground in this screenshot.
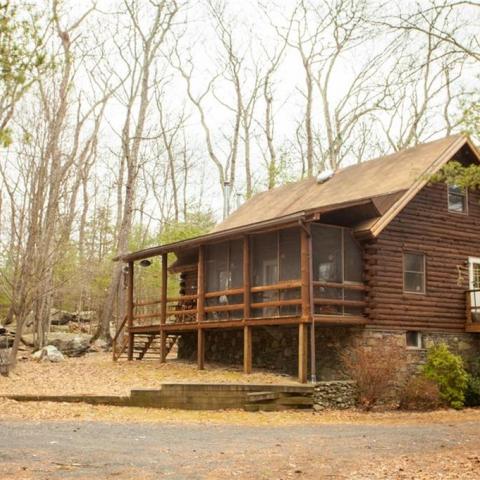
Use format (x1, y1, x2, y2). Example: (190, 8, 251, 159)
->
(0, 353, 295, 396)
(1, 353, 480, 478)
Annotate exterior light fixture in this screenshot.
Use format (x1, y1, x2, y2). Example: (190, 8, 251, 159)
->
(139, 259, 152, 267)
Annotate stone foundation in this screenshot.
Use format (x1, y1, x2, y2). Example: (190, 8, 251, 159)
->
(177, 326, 480, 380)
(313, 381, 357, 410)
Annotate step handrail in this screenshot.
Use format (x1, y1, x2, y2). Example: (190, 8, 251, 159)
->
(112, 315, 128, 361)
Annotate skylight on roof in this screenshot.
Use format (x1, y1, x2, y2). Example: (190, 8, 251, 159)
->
(316, 168, 334, 184)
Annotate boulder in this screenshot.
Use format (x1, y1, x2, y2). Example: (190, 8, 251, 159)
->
(90, 338, 109, 352)
(49, 333, 91, 357)
(32, 345, 64, 363)
(50, 309, 76, 326)
(72, 311, 95, 323)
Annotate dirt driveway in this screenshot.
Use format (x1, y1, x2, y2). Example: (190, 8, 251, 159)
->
(1, 417, 479, 479)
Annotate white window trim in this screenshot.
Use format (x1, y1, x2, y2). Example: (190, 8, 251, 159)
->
(406, 331, 423, 350)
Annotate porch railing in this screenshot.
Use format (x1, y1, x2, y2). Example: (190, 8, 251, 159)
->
(466, 289, 480, 324)
(130, 279, 367, 327)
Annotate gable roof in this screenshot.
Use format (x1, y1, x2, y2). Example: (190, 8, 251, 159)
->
(119, 134, 479, 262)
(213, 134, 475, 236)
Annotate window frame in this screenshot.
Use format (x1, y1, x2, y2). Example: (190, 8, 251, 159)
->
(447, 184, 468, 215)
(403, 251, 426, 295)
(406, 331, 423, 350)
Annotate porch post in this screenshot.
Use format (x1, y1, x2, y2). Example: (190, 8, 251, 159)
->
(127, 260, 134, 361)
(243, 236, 252, 374)
(298, 323, 308, 383)
(197, 245, 205, 369)
(244, 326, 252, 374)
(299, 227, 311, 383)
(160, 253, 168, 363)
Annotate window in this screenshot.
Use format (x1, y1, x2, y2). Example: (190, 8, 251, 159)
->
(250, 228, 301, 317)
(206, 240, 243, 292)
(311, 225, 364, 315)
(448, 184, 467, 213)
(403, 252, 426, 294)
(406, 331, 423, 349)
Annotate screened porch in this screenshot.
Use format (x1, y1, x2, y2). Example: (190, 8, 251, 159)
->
(125, 222, 367, 333)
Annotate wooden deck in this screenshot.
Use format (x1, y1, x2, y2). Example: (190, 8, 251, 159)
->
(128, 314, 367, 336)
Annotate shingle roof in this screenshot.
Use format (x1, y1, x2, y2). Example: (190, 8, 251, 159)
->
(119, 134, 478, 262)
(213, 134, 467, 233)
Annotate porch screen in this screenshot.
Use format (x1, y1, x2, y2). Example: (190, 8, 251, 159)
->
(205, 239, 243, 292)
(250, 228, 300, 317)
(205, 240, 243, 320)
(312, 224, 363, 315)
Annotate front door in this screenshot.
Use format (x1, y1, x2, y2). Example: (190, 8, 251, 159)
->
(468, 257, 480, 322)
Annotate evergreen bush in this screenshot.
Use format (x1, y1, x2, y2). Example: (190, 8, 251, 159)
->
(422, 343, 468, 410)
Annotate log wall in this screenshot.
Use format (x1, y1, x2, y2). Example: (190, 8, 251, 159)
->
(365, 182, 480, 331)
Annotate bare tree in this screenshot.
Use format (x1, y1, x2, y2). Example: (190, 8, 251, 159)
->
(95, 0, 180, 342)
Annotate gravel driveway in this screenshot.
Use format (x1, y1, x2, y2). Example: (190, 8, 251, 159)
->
(1, 420, 479, 479)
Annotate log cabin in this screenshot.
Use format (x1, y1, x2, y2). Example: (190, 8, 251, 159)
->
(114, 134, 480, 382)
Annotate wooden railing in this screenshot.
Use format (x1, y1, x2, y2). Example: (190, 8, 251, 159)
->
(112, 314, 128, 361)
(130, 279, 369, 327)
(466, 289, 480, 324)
(313, 281, 367, 315)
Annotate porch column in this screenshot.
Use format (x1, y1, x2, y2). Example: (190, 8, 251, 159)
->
(243, 326, 252, 374)
(298, 323, 308, 383)
(243, 236, 252, 374)
(197, 245, 205, 369)
(127, 260, 134, 361)
(159, 253, 168, 363)
(299, 226, 311, 383)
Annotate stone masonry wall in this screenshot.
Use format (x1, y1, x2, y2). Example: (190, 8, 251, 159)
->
(177, 326, 480, 380)
(313, 381, 357, 411)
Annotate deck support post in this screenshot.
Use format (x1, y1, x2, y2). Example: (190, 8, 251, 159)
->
(243, 326, 252, 374)
(299, 225, 312, 384)
(159, 330, 167, 363)
(197, 246, 205, 369)
(243, 236, 252, 374)
(160, 254, 168, 363)
(197, 329, 205, 370)
(127, 260, 134, 361)
(298, 323, 308, 383)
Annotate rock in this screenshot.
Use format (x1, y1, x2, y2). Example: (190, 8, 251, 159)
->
(50, 334, 91, 357)
(50, 309, 76, 326)
(32, 345, 64, 362)
(71, 311, 96, 323)
(90, 339, 109, 352)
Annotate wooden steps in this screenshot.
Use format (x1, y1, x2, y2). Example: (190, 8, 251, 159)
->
(244, 389, 313, 411)
(3, 383, 314, 411)
(115, 333, 178, 361)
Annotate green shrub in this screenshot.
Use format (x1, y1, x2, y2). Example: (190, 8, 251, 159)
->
(399, 375, 441, 411)
(465, 356, 480, 407)
(422, 343, 468, 410)
(465, 376, 480, 407)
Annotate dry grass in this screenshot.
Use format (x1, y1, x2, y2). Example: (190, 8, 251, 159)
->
(1, 397, 479, 426)
(1, 352, 479, 428)
(0, 352, 295, 396)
